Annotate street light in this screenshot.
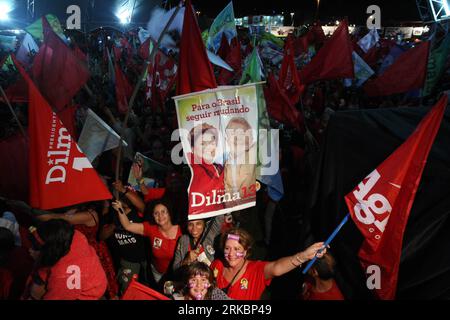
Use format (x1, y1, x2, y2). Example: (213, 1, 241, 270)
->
(290, 12, 294, 26)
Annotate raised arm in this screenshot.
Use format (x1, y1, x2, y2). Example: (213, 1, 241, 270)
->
(112, 180, 146, 213)
(36, 209, 97, 227)
(111, 200, 145, 236)
(131, 162, 149, 196)
(263, 242, 326, 280)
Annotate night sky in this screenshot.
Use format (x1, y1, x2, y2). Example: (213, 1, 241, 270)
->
(6, 0, 421, 28)
(197, 0, 421, 24)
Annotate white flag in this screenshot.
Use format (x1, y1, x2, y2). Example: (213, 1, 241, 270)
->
(78, 109, 127, 163)
(358, 28, 380, 53)
(16, 33, 39, 66)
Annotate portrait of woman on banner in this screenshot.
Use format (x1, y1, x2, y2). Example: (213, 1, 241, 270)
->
(186, 123, 225, 216)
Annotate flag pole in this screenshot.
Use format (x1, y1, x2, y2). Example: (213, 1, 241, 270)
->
(114, 1, 183, 198)
(302, 213, 350, 274)
(0, 85, 27, 139)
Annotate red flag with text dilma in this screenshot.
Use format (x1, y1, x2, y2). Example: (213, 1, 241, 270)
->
(32, 16, 90, 111)
(13, 55, 112, 210)
(299, 20, 354, 85)
(176, 0, 217, 95)
(345, 94, 447, 299)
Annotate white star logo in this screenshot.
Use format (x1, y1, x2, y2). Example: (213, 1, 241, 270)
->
(48, 159, 54, 166)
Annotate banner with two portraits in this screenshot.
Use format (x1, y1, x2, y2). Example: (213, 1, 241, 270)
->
(174, 84, 259, 220)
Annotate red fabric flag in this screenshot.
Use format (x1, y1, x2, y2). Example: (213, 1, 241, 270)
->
(176, 0, 217, 95)
(311, 22, 327, 46)
(32, 17, 90, 111)
(279, 36, 304, 106)
(121, 276, 170, 300)
(138, 37, 155, 61)
(146, 50, 178, 112)
(13, 55, 112, 210)
(345, 95, 447, 299)
(57, 104, 78, 140)
(264, 73, 303, 131)
(73, 45, 87, 64)
(113, 45, 122, 63)
(217, 37, 242, 85)
(299, 20, 354, 85)
(364, 41, 430, 97)
(115, 62, 133, 114)
(217, 33, 231, 60)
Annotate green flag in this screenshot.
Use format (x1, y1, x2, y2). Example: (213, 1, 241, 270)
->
(259, 31, 285, 49)
(239, 48, 271, 173)
(25, 14, 65, 42)
(423, 34, 450, 97)
(207, 1, 237, 53)
(1, 55, 15, 72)
(240, 48, 263, 85)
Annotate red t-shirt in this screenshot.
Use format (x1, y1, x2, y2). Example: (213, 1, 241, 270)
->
(302, 279, 345, 300)
(39, 231, 108, 300)
(211, 259, 271, 300)
(142, 223, 182, 274)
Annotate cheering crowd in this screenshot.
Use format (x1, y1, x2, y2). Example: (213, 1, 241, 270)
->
(1, 0, 448, 301)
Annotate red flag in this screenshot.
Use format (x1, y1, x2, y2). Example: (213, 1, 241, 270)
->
(32, 17, 90, 111)
(217, 33, 231, 60)
(364, 41, 430, 97)
(115, 62, 133, 114)
(57, 104, 78, 140)
(176, 0, 217, 95)
(138, 37, 155, 61)
(299, 20, 354, 85)
(13, 55, 112, 210)
(217, 38, 242, 85)
(146, 50, 178, 112)
(121, 276, 170, 300)
(264, 73, 303, 131)
(279, 36, 304, 106)
(113, 45, 122, 63)
(345, 95, 447, 299)
(73, 45, 87, 64)
(311, 22, 327, 46)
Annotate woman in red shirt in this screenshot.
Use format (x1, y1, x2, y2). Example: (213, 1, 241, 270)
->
(210, 227, 326, 300)
(24, 220, 107, 300)
(113, 198, 181, 286)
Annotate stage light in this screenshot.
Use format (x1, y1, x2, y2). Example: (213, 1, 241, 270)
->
(0, 2, 12, 21)
(117, 10, 131, 24)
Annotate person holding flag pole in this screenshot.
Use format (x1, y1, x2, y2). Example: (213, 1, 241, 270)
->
(302, 93, 448, 300)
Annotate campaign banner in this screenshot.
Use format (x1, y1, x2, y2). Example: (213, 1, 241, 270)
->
(127, 152, 168, 191)
(174, 84, 259, 220)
